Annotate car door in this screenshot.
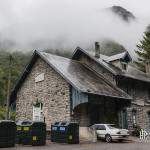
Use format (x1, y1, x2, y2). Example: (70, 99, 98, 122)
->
(96, 125, 107, 138)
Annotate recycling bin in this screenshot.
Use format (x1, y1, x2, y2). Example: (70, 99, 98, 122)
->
(16, 124, 22, 144)
(16, 120, 32, 144)
(16, 120, 46, 146)
(31, 122, 46, 146)
(51, 122, 60, 142)
(0, 120, 16, 148)
(51, 122, 79, 144)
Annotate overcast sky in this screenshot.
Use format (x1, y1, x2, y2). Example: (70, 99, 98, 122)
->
(0, 0, 150, 55)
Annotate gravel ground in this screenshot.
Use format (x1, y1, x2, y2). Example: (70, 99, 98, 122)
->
(1, 140, 150, 150)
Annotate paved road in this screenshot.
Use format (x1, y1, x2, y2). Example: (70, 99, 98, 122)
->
(1, 141, 150, 150)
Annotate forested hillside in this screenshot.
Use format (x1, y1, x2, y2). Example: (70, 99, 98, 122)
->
(0, 50, 31, 105)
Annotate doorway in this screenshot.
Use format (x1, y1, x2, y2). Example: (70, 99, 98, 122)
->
(119, 109, 128, 129)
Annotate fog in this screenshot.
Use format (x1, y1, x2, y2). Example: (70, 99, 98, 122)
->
(0, 0, 150, 56)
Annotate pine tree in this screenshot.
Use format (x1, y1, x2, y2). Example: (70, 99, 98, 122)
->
(135, 25, 150, 72)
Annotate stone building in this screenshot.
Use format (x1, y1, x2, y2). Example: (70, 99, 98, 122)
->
(10, 43, 150, 130)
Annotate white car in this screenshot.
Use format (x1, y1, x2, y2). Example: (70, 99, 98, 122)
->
(91, 124, 129, 143)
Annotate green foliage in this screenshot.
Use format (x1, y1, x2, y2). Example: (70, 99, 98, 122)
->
(0, 106, 16, 120)
(131, 125, 141, 137)
(135, 25, 150, 72)
(0, 50, 31, 105)
(10, 111, 16, 120)
(0, 106, 6, 119)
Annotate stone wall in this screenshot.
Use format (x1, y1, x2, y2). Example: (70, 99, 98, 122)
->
(118, 79, 150, 129)
(72, 104, 90, 127)
(126, 104, 150, 130)
(16, 57, 71, 129)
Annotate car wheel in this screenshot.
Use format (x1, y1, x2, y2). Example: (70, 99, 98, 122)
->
(97, 135, 100, 140)
(105, 134, 112, 143)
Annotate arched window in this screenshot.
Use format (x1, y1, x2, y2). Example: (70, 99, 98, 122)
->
(132, 109, 137, 126)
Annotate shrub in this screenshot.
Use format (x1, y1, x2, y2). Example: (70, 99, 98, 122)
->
(0, 106, 16, 120)
(132, 124, 141, 137)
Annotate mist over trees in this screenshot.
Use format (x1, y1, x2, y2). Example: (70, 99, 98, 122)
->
(109, 5, 136, 22)
(99, 40, 126, 56)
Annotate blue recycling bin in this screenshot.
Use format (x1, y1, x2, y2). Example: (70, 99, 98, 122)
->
(51, 122, 79, 144)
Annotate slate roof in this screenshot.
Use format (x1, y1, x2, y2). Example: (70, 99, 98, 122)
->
(105, 51, 132, 62)
(88, 51, 109, 60)
(123, 65, 150, 83)
(73, 47, 150, 83)
(72, 47, 118, 75)
(87, 51, 131, 62)
(39, 51, 131, 99)
(10, 50, 132, 104)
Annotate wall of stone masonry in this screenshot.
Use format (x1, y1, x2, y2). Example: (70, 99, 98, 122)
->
(16, 57, 71, 129)
(118, 79, 150, 129)
(126, 104, 150, 130)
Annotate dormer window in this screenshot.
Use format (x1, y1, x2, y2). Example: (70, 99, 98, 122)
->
(121, 62, 127, 70)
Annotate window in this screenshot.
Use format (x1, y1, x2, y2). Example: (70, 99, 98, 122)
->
(148, 112, 150, 128)
(96, 125, 106, 130)
(147, 88, 150, 101)
(132, 110, 137, 126)
(121, 62, 127, 70)
(107, 125, 116, 129)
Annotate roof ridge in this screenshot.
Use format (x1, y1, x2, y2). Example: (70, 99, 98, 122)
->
(72, 47, 117, 75)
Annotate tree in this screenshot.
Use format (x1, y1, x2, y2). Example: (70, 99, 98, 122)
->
(0, 50, 31, 106)
(135, 25, 150, 72)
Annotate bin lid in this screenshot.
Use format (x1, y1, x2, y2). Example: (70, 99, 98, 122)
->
(0, 120, 15, 123)
(52, 121, 79, 126)
(60, 122, 68, 126)
(16, 120, 32, 126)
(52, 122, 61, 126)
(60, 121, 79, 126)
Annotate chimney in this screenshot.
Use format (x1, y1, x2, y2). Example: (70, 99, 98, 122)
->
(95, 42, 100, 59)
(145, 61, 150, 75)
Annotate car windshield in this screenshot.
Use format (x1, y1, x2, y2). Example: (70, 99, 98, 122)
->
(107, 125, 117, 129)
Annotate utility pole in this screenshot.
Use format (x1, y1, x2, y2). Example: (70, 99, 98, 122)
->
(5, 55, 12, 120)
